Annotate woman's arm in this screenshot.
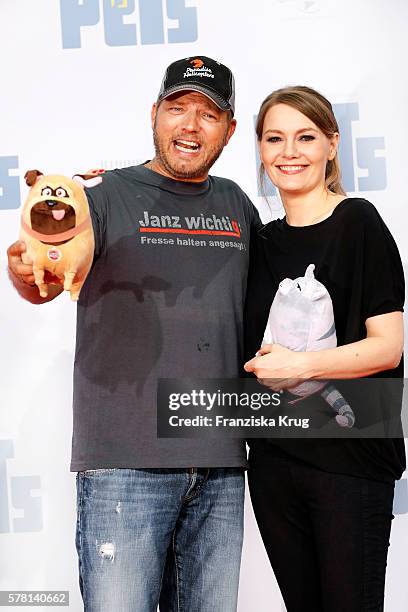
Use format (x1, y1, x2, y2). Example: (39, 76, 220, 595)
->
(244, 311, 403, 382)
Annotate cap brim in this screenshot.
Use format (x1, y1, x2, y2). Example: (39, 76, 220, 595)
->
(158, 84, 231, 113)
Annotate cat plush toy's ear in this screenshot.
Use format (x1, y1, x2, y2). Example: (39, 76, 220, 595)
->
(72, 168, 105, 188)
(24, 169, 44, 186)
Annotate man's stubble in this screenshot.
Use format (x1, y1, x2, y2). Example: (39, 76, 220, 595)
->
(152, 120, 230, 181)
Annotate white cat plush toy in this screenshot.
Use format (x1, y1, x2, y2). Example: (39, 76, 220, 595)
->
(263, 263, 355, 428)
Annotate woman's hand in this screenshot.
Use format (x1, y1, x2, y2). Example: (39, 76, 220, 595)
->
(244, 344, 307, 390)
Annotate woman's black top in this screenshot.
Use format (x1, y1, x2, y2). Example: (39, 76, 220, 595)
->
(244, 198, 405, 483)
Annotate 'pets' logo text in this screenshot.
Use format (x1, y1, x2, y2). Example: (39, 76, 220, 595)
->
(0, 156, 20, 211)
(255, 102, 387, 196)
(0, 440, 43, 533)
(60, 0, 198, 49)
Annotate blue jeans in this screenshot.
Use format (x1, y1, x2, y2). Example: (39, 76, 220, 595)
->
(75, 468, 245, 611)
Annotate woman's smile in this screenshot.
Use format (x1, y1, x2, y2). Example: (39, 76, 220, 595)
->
(276, 165, 309, 175)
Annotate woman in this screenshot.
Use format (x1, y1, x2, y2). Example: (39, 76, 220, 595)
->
(244, 86, 405, 612)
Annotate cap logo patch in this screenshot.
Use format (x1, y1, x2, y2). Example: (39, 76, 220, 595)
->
(190, 58, 204, 68)
(184, 60, 215, 79)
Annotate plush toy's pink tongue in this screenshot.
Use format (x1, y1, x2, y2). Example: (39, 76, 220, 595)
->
(52, 209, 66, 221)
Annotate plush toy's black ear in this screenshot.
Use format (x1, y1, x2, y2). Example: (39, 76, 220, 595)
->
(24, 169, 44, 186)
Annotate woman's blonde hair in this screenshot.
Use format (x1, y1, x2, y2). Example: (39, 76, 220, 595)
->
(256, 85, 346, 196)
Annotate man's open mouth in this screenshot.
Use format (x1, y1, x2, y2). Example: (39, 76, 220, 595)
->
(173, 139, 201, 154)
(30, 200, 76, 236)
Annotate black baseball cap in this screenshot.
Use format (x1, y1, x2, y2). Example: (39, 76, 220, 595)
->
(157, 56, 235, 116)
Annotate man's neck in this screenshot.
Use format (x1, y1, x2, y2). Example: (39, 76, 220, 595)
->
(146, 158, 208, 183)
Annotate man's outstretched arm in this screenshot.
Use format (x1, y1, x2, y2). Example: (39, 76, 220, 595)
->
(7, 241, 64, 304)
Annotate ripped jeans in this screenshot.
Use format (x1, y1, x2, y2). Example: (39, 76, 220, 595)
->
(75, 468, 245, 612)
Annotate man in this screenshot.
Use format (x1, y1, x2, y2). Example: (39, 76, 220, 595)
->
(7, 56, 260, 612)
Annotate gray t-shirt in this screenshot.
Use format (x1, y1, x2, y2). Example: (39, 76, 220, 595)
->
(70, 164, 260, 470)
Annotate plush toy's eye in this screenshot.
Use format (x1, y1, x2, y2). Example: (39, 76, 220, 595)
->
(55, 187, 68, 198)
(41, 186, 53, 197)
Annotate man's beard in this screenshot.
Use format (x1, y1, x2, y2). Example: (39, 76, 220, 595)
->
(152, 126, 229, 180)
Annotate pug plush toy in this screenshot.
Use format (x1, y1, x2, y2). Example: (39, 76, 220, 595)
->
(20, 170, 98, 301)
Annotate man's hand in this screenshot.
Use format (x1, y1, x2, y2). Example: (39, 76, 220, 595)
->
(7, 241, 35, 285)
(244, 344, 307, 391)
(7, 241, 61, 286)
